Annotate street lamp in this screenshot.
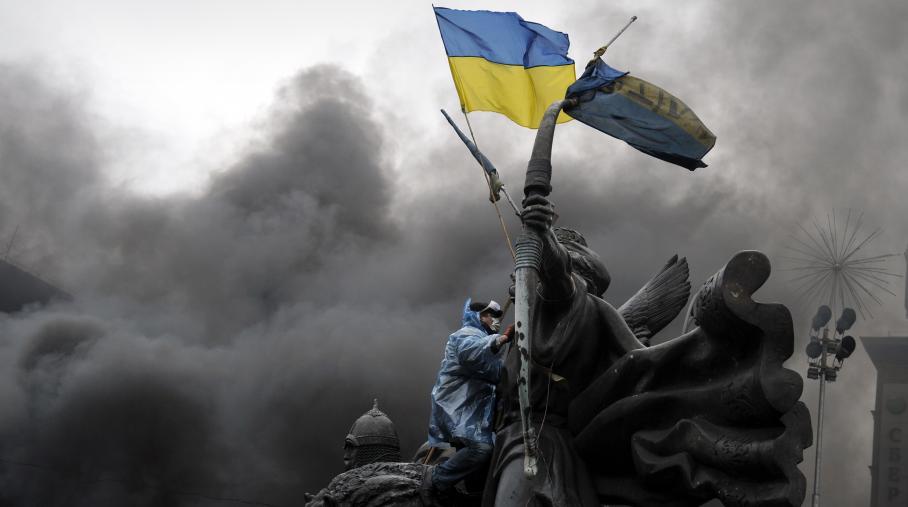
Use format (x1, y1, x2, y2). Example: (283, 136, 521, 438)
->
(806, 305, 857, 507)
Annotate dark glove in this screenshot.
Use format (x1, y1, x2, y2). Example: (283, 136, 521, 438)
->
(501, 324, 515, 342)
(492, 324, 514, 354)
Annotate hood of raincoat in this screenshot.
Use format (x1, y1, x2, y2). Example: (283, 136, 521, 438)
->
(427, 298, 501, 445)
(461, 298, 489, 335)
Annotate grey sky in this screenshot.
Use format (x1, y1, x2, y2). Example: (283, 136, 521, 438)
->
(0, 1, 906, 505)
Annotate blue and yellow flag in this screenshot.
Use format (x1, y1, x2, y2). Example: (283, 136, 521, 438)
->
(434, 7, 575, 128)
(564, 58, 716, 170)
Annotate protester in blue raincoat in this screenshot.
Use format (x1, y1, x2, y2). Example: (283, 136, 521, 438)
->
(422, 298, 513, 498)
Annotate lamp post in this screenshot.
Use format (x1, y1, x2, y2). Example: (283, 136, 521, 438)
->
(784, 211, 900, 506)
(805, 305, 857, 507)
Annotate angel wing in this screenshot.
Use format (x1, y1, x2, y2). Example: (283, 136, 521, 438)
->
(617, 255, 691, 345)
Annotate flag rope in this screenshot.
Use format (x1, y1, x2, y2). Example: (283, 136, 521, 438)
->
(461, 109, 517, 261)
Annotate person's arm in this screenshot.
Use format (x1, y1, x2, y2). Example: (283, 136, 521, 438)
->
(521, 194, 574, 301)
(455, 327, 512, 382)
(489, 324, 515, 354)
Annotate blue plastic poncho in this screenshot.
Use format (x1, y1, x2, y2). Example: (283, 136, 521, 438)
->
(428, 299, 504, 446)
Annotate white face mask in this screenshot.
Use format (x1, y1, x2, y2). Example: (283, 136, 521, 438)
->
(489, 317, 501, 332)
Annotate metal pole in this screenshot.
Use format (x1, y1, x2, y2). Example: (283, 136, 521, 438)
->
(439, 108, 521, 217)
(499, 187, 522, 217)
(592, 16, 638, 59)
(812, 330, 828, 507)
(812, 374, 826, 507)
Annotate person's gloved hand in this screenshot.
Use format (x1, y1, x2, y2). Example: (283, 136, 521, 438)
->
(498, 324, 515, 346)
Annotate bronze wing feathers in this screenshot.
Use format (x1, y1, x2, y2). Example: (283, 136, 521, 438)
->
(617, 255, 691, 345)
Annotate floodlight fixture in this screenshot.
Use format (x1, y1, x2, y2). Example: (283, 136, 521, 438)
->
(806, 340, 823, 359)
(835, 335, 856, 361)
(811, 305, 832, 331)
(835, 308, 856, 334)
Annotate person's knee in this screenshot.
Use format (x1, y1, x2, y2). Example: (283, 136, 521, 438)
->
(476, 441, 494, 456)
(465, 441, 494, 462)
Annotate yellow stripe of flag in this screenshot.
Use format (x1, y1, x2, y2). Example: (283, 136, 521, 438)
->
(448, 57, 574, 128)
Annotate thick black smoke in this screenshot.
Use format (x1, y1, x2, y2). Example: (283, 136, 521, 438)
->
(0, 62, 597, 506)
(0, 63, 437, 506)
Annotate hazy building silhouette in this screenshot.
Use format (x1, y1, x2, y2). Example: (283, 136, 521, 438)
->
(0, 258, 71, 313)
(862, 245, 908, 506)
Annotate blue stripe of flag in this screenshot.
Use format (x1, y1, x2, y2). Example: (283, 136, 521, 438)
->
(434, 7, 573, 68)
(565, 58, 714, 170)
(567, 92, 711, 169)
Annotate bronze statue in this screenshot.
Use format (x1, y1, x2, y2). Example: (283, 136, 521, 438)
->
(305, 101, 812, 507)
(343, 399, 402, 471)
(488, 222, 688, 505)
(485, 101, 810, 507)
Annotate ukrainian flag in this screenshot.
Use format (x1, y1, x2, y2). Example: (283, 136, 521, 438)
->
(434, 7, 575, 128)
(565, 58, 717, 169)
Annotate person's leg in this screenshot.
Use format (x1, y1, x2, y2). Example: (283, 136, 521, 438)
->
(431, 440, 493, 492)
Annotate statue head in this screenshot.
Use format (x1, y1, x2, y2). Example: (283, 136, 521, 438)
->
(343, 399, 402, 470)
(554, 228, 611, 297)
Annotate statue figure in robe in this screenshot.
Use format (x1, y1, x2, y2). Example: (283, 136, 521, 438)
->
(485, 101, 811, 507)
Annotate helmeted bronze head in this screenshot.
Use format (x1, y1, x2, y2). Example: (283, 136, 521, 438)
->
(343, 399, 402, 470)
